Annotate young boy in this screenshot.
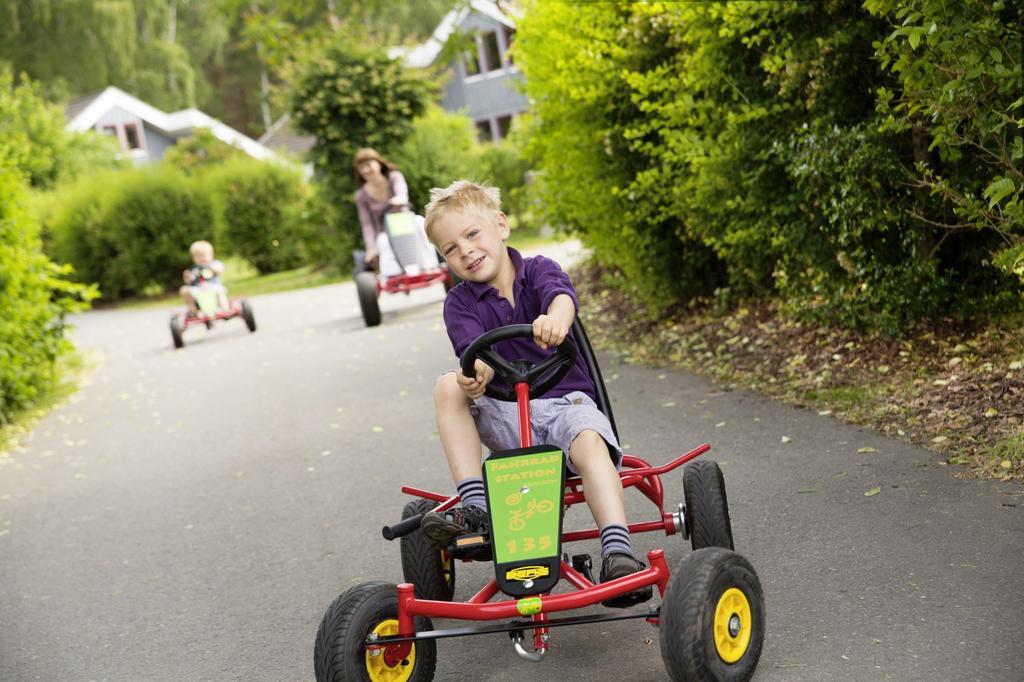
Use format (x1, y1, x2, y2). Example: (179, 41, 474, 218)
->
(179, 240, 228, 314)
(419, 180, 650, 607)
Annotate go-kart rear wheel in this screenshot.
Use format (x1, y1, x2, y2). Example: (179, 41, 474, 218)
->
(240, 299, 256, 332)
(355, 271, 381, 327)
(400, 499, 455, 601)
(442, 268, 461, 293)
(683, 460, 734, 551)
(314, 581, 436, 682)
(170, 315, 184, 349)
(659, 547, 764, 682)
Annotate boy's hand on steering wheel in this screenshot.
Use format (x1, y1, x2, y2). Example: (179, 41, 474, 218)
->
(457, 359, 494, 400)
(532, 314, 570, 351)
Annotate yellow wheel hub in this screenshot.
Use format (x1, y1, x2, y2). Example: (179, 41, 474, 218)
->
(713, 587, 752, 663)
(365, 619, 415, 682)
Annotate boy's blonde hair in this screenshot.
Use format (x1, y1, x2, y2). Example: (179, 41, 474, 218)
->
(424, 180, 502, 242)
(189, 240, 214, 257)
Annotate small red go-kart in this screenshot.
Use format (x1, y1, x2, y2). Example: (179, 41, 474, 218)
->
(314, 321, 765, 681)
(353, 208, 457, 327)
(169, 280, 256, 349)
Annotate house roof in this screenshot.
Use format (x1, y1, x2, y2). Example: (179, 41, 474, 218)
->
(65, 86, 280, 163)
(389, 0, 517, 69)
(258, 113, 315, 157)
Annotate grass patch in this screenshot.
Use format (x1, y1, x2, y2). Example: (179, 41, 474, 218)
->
(992, 430, 1024, 466)
(107, 256, 347, 310)
(804, 384, 878, 410)
(0, 349, 96, 461)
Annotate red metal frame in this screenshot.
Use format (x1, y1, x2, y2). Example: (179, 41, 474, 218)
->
(178, 299, 244, 329)
(371, 373, 714, 662)
(378, 268, 452, 295)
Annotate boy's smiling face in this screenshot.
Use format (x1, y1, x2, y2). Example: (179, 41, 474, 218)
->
(431, 206, 510, 285)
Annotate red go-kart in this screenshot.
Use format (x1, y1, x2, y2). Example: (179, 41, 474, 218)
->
(353, 209, 457, 327)
(169, 278, 256, 349)
(314, 321, 765, 681)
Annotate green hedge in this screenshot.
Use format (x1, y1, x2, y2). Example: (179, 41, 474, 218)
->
(393, 107, 533, 230)
(207, 158, 308, 274)
(516, 1, 1022, 333)
(0, 165, 94, 425)
(46, 157, 318, 298)
(48, 166, 218, 300)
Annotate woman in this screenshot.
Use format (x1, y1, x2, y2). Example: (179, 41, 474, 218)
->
(353, 148, 411, 270)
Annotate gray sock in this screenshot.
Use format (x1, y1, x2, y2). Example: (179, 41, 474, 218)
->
(456, 477, 487, 510)
(600, 523, 633, 558)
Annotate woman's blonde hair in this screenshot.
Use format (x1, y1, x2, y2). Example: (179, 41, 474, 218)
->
(352, 147, 396, 185)
(423, 180, 502, 240)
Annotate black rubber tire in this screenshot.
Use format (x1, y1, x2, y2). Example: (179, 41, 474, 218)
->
(659, 548, 765, 682)
(683, 460, 734, 551)
(400, 499, 455, 601)
(314, 581, 436, 682)
(240, 299, 257, 332)
(442, 268, 461, 293)
(355, 271, 381, 327)
(170, 315, 184, 349)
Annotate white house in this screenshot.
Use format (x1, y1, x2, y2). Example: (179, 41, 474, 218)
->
(65, 86, 281, 166)
(390, 0, 528, 142)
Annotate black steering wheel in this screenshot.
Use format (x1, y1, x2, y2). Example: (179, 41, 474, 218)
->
(461, 324, 578, 401)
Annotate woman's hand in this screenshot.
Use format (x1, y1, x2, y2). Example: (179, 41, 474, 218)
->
(365, 247, 379, 268)
(457, 359, 494, 400)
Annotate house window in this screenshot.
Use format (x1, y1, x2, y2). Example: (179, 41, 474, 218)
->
(496, 115, 513, 140)
(124, 123, 142, 150)
(481, 31, 502, 72)
(502, 27, 515, 65)
(464, 49, 482, 76)
(102, 125, 117, 137)
(475, 119, 493, 143)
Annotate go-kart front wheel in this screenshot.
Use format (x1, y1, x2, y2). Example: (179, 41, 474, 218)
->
(683, 460, 734, 551)
(659, 547, 764, 682)
(169, 315, 184, 349)
(355, 271, 381, 327)
(314, 581, 436, 682)
(240, 299, 257, 332)
(400, 499, 455, 601)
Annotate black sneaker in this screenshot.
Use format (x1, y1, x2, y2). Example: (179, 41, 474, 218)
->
(420, 505, 489, 546)
(599, 552, 653, 609)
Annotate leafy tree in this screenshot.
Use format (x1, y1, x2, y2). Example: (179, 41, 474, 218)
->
(290, 37, 431, 258)
(163, 128, 243, 174)
(0, 68, 121, 190)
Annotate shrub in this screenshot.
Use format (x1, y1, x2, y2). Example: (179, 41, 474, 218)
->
(48, 166, 218, 300)
(205, 158, 307, 273)
(392, 107, 533, 230)
(0, 164, 95, 425)
(515, 1, 1021, 330)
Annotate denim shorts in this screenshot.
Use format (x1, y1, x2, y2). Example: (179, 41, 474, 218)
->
(471, 390, 623, 475)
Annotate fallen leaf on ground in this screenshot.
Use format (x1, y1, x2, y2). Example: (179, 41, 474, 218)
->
(1001, 460, 1012, 469)
(715, 421, 726, 428)
(932, 435, 948, 443)
(372, 426, 383, 433)
(857, 447, 877, 453)
(983, 407, 999, 418)
(864, 487, 881, 497)
(818, 410, 832, 416)
(781, 436, 792, 443)
(662, 402, 676, 407)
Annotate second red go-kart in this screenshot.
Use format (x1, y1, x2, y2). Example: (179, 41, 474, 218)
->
(169, 271, 256, 349)
(314, 320, 765, 681)
(353, 208, 457, 327)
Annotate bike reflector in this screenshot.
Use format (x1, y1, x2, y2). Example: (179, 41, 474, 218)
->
(483, 445, 565, 597)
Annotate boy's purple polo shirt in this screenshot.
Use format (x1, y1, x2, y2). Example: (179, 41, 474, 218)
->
(443, 248, 596, 400)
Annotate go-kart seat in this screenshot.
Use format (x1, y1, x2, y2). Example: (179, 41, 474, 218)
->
(570, 318, 620, 442)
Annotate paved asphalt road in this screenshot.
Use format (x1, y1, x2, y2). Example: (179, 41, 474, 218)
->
(2, 242, 1022, 681)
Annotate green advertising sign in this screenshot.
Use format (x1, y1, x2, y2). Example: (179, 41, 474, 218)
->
(485, 448, 564, 565)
